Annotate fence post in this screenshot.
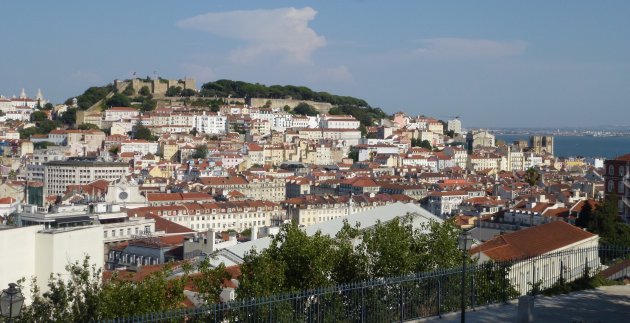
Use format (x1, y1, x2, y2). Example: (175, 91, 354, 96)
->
(437, 276, 442, 318)
(500, 263, 509, 304)
(470, 266, 475, 311)
(361, 282, 366, 323)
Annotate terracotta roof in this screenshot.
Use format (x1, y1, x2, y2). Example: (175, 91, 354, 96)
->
(470, 221, 597, 261)
(141, 213, 196, 235)
(614, 153, 630, 161)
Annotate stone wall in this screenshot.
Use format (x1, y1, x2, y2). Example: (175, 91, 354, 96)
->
(248, 98, 332, 114)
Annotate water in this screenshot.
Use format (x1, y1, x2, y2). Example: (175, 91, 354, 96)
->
(496, 134, 630, 158)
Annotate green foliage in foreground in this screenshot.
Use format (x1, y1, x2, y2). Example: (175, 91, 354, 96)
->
(12, 257, 227, 322)
(237, 215, 465, 300)
(542, 266, 620, 296)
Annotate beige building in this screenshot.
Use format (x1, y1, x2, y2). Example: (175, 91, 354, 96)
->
(199, 175, 286, 202)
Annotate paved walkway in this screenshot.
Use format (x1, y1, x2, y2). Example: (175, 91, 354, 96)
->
(418, 285, 630, 322)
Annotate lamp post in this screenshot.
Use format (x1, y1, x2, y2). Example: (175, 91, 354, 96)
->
(458, 230, 473, 323)
(0, 283, 24, 321)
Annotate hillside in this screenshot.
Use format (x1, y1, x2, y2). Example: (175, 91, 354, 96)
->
(62, 79, 389, 129)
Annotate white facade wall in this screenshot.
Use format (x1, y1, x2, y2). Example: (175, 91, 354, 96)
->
(105, 108, 139, 121)
(193, 114, 227, 134)
(120, 141, 159, 155)
(0, 226, 103, 304)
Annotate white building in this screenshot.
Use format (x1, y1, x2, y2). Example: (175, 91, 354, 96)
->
(0, 225, 103, 304)
(447, 118, 462, 134)
(321, 115, 360, 129)
(471, 221, 600, 296)
(193, 112, 227, 134)
(427, 191, 468, 217)
(105, 107, 140, 121)
(43, 160, 129, 197)
(119, 139, 159, 155)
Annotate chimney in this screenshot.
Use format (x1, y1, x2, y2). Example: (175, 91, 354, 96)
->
(207, 229, 216, 251)
(251, 226, 258, 241)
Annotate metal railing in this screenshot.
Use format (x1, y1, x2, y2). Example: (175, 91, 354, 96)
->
(104, 245, 630, 323)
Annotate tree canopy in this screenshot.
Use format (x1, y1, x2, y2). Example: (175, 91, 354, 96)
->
(292, 103, 319, 116)
(192, 145, 208, 159)
(200, 79, 369, 107)
(66, 85, 114, 110)
(237, 215, 463, 300)
(106, 93, 131, 107)
(133, 122, 156, 141)
(329, 104, 389, 128)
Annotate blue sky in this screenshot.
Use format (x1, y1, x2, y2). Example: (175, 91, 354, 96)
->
(1, 1, 629, 128)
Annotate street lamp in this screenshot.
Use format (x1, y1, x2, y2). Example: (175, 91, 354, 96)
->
(0, 283, 24, 321)
(458, 230, 473, 323)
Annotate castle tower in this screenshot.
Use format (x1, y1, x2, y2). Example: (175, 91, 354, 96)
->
(19, 88, 27, 99)
(36, 89, 43, 101)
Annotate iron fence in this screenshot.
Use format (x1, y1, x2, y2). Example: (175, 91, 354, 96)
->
(104, 245, 630, 322)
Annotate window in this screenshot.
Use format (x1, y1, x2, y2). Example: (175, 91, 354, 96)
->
(609, 165, 615, 175)
(608, 180, 614, 193)
(621, 167, 626, 177)
(620, 182, 625, 193)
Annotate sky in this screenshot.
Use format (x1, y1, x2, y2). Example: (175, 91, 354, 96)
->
(1, 1, 629, 128)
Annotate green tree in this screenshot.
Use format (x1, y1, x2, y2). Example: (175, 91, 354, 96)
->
(139, 86, 151, 96)
(30, 111, 49, 123)
(78, 123, 100, 131)
(411, 138, 432, 149)
(34, 141, 56, 149)
(140, 99, 157, 112)
(122, 84, 135, 96)
(19, 127, 40, 139)
(189, 260, 230, 305)
(181, 88, 197, 97)
(238, 222, 338, 300)
(18, 257, 104, 322)
(524, 167, 541, 186)
(588, 195, 630, 246)
(108, 145, 120, 155)
(190, 127, 199, 136)
(43, 102, 54, 110)
(575, 201, 594, 229)
(293, 102, 319, 116)
(133, 122, 156, 141)
(347, 150, 359, 162)
(166, 86, 183, 97)
(106, 93, 131, 107)
(58, 108, 78, 126)
(99, 264, 187, 319)
(192, 145, 208, 159)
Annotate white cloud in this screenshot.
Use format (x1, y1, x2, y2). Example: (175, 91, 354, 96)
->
(414, 38, 527, 60)
(177, 7, 326, 64)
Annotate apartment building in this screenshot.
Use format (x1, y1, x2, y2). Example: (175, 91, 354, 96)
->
(132, 200, 282, 232)
(604, 153, 630, 221)
(284, 193, 413, 226)
(199, 174, 286, 202)
(43, 160, 129, 197)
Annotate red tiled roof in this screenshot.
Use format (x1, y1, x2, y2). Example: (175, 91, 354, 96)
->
(141, 213, 196, 234)
(470, 221, 597, 261)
